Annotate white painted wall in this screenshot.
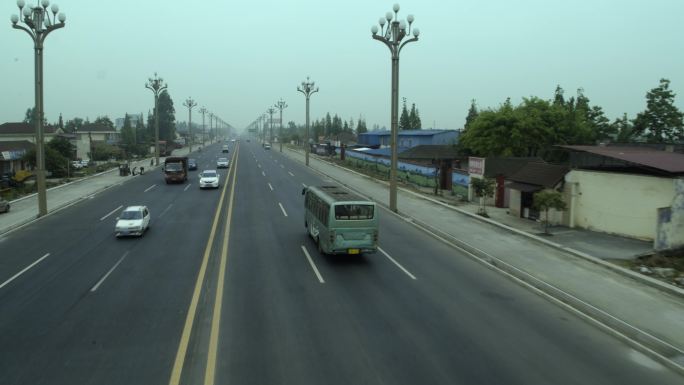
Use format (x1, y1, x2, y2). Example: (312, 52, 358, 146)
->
(564, 170, 677, 240)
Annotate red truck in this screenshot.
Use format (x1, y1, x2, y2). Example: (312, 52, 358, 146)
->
(164, 156, 188, 184)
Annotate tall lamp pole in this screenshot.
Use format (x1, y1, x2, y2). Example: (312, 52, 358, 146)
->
(11, 0, 66, 217)
(371, 3, 419, 212)
(209, 112, 214, 144)
(274, 99, 288, 152)
(199, 107, 207, 146)
(266, 108, 276, 144)
(145, 73, 168, 166)
(297, 77, 319, 166)
(183, 97, 197, 152)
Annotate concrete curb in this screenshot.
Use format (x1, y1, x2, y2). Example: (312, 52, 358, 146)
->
(287, 147, 684, 300)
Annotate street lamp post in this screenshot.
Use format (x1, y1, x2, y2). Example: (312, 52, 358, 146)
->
(209, 112, 214, 144)
(183, 97, 197, 152)
(11, 0, 66, 217)
(274, 99, 288, 152)
(145, 73, 168, 166)
(199, 107, 207, 146)
(297, 77, 319, 166)
(266, 108, 276, 144)
(371, 3, 419, 213)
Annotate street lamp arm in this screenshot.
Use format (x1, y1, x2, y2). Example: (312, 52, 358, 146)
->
(398, 36, 419, 53)
(372, 34, 395, 54)
(11, 23, 35, 39)
(41, 22, 64, 40)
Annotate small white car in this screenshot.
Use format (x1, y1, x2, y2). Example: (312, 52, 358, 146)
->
(216, 157, 230, 168)
(115, 206, 151, 238)
(199, 169, 220, 189)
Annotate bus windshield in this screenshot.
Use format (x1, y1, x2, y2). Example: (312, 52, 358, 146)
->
(334, 204, 374, 220)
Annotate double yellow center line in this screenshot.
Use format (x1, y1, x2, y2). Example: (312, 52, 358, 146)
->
(168, 144, 240, 385)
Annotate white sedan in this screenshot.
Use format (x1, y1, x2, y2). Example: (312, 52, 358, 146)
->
(216, 157, 230, 168)
(115, 206, 151, 237)
(199, 169, 220, 189)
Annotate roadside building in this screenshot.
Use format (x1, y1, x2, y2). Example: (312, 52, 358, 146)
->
(0, 122, 63, 144)
(357, 129, 459, 148)
(74, 123, 120, 160)
(467, 157, 542, 207)
(505, 162, 569, 221)
(560, 145, 684, 249)
(0, 140, 33, 175)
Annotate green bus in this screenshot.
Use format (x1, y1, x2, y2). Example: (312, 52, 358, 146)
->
(302, 185, 379, 255)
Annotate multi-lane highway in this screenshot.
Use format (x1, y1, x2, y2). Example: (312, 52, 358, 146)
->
(0, 140, 681, 385)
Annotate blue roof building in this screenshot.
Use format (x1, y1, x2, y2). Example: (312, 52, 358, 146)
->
(358, 129, 459, 148)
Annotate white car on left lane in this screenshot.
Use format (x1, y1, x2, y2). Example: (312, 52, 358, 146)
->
(115, 206, 151, 238)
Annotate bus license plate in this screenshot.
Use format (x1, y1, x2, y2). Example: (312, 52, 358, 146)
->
(348, 249, 360, 255)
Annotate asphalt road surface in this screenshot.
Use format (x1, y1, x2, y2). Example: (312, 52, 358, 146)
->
(0, 140, 680, 385)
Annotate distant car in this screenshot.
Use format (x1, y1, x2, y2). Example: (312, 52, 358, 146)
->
(246, 139, 251, 142)
(222, 145, 229, 153)
(0, 198, 9, 214)
(216, 157, 230, 168)
(231, 139, 236, 143)
(80, 159, 91, 167)
(199, 169, 220, 189)
(115, 206, 151, 238)
(188, 158, 198, 171)
(264, 143, 271, 150)
(70, 161, 83, 169)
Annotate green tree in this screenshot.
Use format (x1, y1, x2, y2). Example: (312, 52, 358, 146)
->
(409, 103, 422, 129)
(47, 136, 75, 160)
(553, 85, 565, 106)
(612, 113, 635, 142)
(22, 146, 69, 178)
(399, 98, 410, 130)
(94, 116, 115, 129)
(632, 78, 684, 143)
(356, 117, 368, 134)
(65, 117, 84, 133)
(532, 189, 567, 234)
(471, 177, 495, 216)
(145, 92, 176, 143)
(464, 99, 479, 131)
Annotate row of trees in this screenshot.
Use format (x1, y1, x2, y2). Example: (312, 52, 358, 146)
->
(459, 79, 684, 159)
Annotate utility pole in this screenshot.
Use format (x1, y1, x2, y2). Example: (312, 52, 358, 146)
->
(183, 97, 197, 152)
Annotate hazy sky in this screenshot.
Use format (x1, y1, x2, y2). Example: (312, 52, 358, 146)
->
(2, 0, 684, 132)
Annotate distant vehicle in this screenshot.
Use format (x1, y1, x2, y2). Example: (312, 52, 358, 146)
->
(302, 185, 378, 255)
(188, 158, 198, 171)
(199, 169, 220, 189)
(263, 143, 271, 150)
(246, 139, 251, 142)
(115, 206, 150, 238)
(231, 139, 236, 143)
(216, 157, 230, 168)
(164, 156, 188, 183)
(70, 161, 83, 169)
(80, 159, 91, 167)
(0, 198, 9, 214)
(222, 145, 230, 153)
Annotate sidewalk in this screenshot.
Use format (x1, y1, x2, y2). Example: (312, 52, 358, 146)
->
(283, 147, 684, 372)
(0, 147, 190, 236)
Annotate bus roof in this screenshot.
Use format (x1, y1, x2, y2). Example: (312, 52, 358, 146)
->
(308, 185, 372, 204)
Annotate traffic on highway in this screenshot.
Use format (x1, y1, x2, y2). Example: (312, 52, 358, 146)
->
(1, 139, 682, 385)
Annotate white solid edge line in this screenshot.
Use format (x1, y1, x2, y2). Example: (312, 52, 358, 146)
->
(378, 246, 417, 280)
(268, 183, 274, 191)
(91, 251, 129, 292)
(0, 253, 51, 290)
(144, 184, 156, 192)
(184, 184, 191, 191)
(100, 205, 123, 221)
(262, 171, 266, 177)
(278, 202, 288, 217)
(288, 171, 294, 176)
(300, 245, 325, 283)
